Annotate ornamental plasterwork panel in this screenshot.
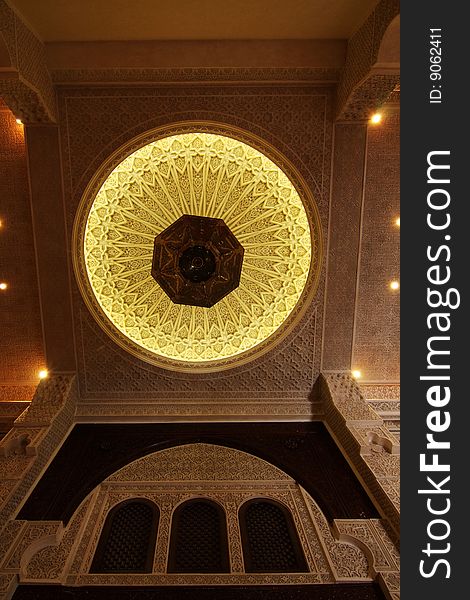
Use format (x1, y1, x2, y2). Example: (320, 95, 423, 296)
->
(360, 384, 400, 402)
(320, 373, 400, 538)
(75, 399, 322, 422)
(0, 0, 56, 122)
(74, 131, 320, 372)
(6, 521, 63, 573)
(58, 87, 330, 399)
(51, 67, 340, 85)
(333, 519, 400, 599)
(363, 454, 400, 479)
(333, 520, 398, 573)
(300, 488, 369, 580)
(0, 376, 77, 526)
(107, 443, 291, 482)
(24, 499, 92, 582)
(14, 443, 401, 590)
(0, 521, 26, 571)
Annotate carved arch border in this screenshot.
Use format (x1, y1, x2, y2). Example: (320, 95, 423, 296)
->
(14, 443, 398, 596)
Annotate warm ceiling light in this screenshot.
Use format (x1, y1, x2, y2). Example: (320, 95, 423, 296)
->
(38, 369, 49, 380)
(395, 217, 400, 227)
(370, 113, 382, 124)
(390, 280, 400, 290)
(0, 282, 7, 290)
(352, 370, 362, 379)
(15, 118, 23, 125)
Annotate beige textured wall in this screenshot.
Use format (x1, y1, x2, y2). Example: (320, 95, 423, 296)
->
(0, 106, 45, 387)
(352, 110, 400, 383)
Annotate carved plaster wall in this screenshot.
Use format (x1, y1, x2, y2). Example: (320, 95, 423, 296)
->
(57, 84, 333, 416)
(0, 376, 77, 599)
(0, 0, 56, 123)
(336, 0, 399, 120)
(0, 443, 399, 599)
(320, 373, 400, 538)
(0, 108, 44, 390)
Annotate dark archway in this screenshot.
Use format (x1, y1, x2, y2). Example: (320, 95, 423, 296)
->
(17, 423, 379, 525)
(239, 499, 308, 573)
(167, 499, 229, 573)
(90, 499, 159, 573)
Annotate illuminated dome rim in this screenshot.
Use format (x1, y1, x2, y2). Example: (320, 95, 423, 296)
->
(72, 121, 323, 373)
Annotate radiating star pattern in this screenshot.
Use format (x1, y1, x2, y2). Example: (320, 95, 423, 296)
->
(83, 133, 315, 364)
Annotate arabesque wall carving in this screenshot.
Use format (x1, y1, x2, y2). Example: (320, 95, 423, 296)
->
(58, 85, 332, 409)
(0, 443, 398, 598)
(320, 373, 400, 538)
(0, 376, 77, 526)
(0, 0, 56, 122)
(336, 0, 399, 120)
(0, 376, 78, 598)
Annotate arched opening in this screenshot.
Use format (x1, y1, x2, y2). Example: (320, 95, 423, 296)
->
(90, 499, 159, 573)
(239, 498, 308, 572)
(167, 498, 229, 573)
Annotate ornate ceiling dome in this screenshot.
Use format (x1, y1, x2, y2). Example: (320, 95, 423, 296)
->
(74, 130, 321, 371)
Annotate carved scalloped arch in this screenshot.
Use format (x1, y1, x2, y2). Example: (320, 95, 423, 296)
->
(107, 443, 292, 482)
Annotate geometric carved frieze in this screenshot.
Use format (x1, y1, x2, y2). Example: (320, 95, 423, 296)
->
(107, 443, 291, 483)
(50, 67, 342, 85)
(13, 444, 391, 589)
(74, 400, 323, 422)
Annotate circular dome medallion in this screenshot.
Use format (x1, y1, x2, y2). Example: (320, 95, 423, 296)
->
(74, 130, 321, 371)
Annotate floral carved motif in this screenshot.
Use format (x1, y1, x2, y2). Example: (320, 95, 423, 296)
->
(108, 443, 291, 483)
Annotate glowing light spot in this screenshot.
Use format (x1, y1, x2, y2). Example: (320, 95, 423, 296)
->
(38, 369, 49, 380)
(0, 282, 7, 290)
(370, 113, 382, 125)
(352, 370, 362, 379)
(390, 280, 400, 290)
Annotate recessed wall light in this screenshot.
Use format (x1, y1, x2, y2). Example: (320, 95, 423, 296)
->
(352, 370, 362, 379)
(395, 217, 400, 227)
(15, 118, 23, 125)
(0, 282, 7, 290)
(390, 280, 400, 290)
(370, 113, 382, 125)
(38, 369, 49, 380)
